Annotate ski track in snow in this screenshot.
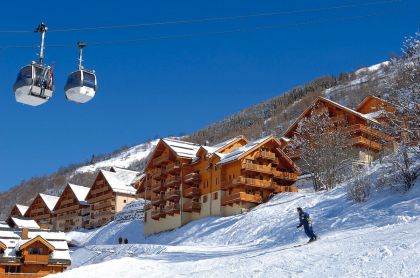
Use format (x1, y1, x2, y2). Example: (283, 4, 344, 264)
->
(54, 160, 420, 278)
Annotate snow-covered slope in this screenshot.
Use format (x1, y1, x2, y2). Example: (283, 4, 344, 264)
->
(75, 140, 158, 174)
(56, 158, 420, 278)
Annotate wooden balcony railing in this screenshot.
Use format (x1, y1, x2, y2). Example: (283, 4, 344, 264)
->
(151, 182, 166, 193)
(347, 124, 393, 141)
(255, 150, 276, 161)
(151, 208, 166, 220)
(183, 187, 201, 198)
(165, 204, 180, 215)
(166, 175, 181, 187)
(23, 254, 49, 265)
(351, 136, 382, 151)
(151, 195, 165, 206)
(152, 168, 166, 179)
(222, 176, 275, 190)
(272, 171, 299, 181)
(144, 203, 152, 211)
(166, 190, 181, 201)
(166, 161, 181, 173)
(221, 192, 263, 206)
(183, 201, 201, 213)
(274, 185, 299, 193)
(241, 163, 272, 174)
(153, 153, 170, 166)
(184, 173, 201, 184)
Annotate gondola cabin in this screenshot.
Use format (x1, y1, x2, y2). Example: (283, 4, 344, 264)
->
(13, 63, 54, 106)
(64, 69, 97, 103)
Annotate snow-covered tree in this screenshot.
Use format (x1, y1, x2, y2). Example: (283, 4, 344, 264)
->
(290, 104, 352, 191)
(377, 33, 420, 190)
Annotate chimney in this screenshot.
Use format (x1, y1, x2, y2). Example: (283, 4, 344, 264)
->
(22, 228, 28, 240)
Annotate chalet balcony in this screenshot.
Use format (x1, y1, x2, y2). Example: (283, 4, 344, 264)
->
(255, 150, 276, 161)
(23, 254, 49, 265)
(347, 124, 393, 141)
(183, 187, 201, 198)
(166, 161, 181, 173)
(272, 171, 299, 182)
(152, 168, 166, 180)
(183, 201, 201, 213)
(153, 153, 170, 166)
(166, 175, 181, 187)
(184, 172, 201, 184)
(151, 182, 166, 193)
(241, 163, 273, 175)
(165, 204, 180, 215)
(274, 185, 299, 193)
(284, 149, 300, 160)
(166, 190, 181, 202)
(351, 136, 382, 151)
(151, 208, 166, 220)
(151, 195, 165, 206)
(222, 176, 275, 190)
(221, 192, 263, 206)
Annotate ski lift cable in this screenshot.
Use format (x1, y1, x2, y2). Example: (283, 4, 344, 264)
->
(0, 0, 406, 34)
(0, 9, 415, 49)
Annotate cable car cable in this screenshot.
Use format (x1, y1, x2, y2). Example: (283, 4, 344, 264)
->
(0, 9, 415, 49)
(0, 0, 406, 34)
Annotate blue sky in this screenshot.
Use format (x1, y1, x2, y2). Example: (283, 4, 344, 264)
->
(0, 0, 418, 191)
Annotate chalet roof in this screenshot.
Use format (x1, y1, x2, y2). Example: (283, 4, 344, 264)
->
(9, 217, 40, 229)
(218, 136, 273, 165)
(15, 204, 29, 216)
(101, 169, 138, 195)
(283, 96, 378, 138)
(162, 138, 201, 158)
(68, 183, 90, 205)
(355, 95, 389, 112)
(19, 235, 55, 251)
(39, 193, 60, 212)
(201, 135, 247, 154)
(0, 221, 9, 229)
(0, 228, 70, 262)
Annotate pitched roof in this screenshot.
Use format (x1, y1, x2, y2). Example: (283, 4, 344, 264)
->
(19, 235, 55, 251)
(162, 138, 201, 158)
(218, 136, 273, 165)
(15, 204, 29, 216)
(283, 96, 378, 138)
(201, 135, 247, 154)
(68, 183, 90, 205)
(9, 217, 40, 229)
(39, 194, 60, 212)
(100, 169, 138, 195)
(355, 95, 389, 112)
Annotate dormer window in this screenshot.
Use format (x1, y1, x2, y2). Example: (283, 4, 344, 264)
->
(29, 247, 43, 255)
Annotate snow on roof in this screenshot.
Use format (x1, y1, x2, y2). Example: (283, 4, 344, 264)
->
(218, 136, 272, 165)
(10, 217, 40, 229)
(162, 138, 201, 158)
(28, 231, 67, 241)
(101, 170, 138, 195)
(39, 193, 60, 212)
(0, 221, 9, 229)
(16, 204, 29, 215)
(50, 250, 71, 261)
(280, 137, 290, 142)
(68, 184, 90, 204)
(0, 230, 20, 239)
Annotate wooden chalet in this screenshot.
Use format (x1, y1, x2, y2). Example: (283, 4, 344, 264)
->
(53, 184, 90, 232)
(0, 227, 70, 277)
(143, 135, 299, 235)
(280, 96, 394, 164)
(24, 194, 59, 230)
(85, 167, 141, 229)
(8, 205, 29, 218)
(6, 217, 40, 230)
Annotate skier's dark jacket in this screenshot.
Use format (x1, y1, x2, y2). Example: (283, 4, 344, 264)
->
(297, 212, 312, 229)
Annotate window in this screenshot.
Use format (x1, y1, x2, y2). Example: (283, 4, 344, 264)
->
(203, 196, 208, 203)
(29, 247, 43, 255)
(5, 266, 20, 273)
(123, 200, 127, 203)
(214, 192, 218, 200)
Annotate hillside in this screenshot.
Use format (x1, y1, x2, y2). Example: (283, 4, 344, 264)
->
(54, 157, 420, 277)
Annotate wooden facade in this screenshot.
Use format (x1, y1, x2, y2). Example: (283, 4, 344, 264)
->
(143, 136, 300, 235)
(281, 96, 394, 164)
(85, 169, 140, 229)
(8, 205, 28, 219)
(53, 184, 90, 232)
(24, 194, 59, 230)
(0, 228, 70, 277)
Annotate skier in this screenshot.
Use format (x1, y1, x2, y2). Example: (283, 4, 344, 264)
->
(296, 207, 318, 243)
